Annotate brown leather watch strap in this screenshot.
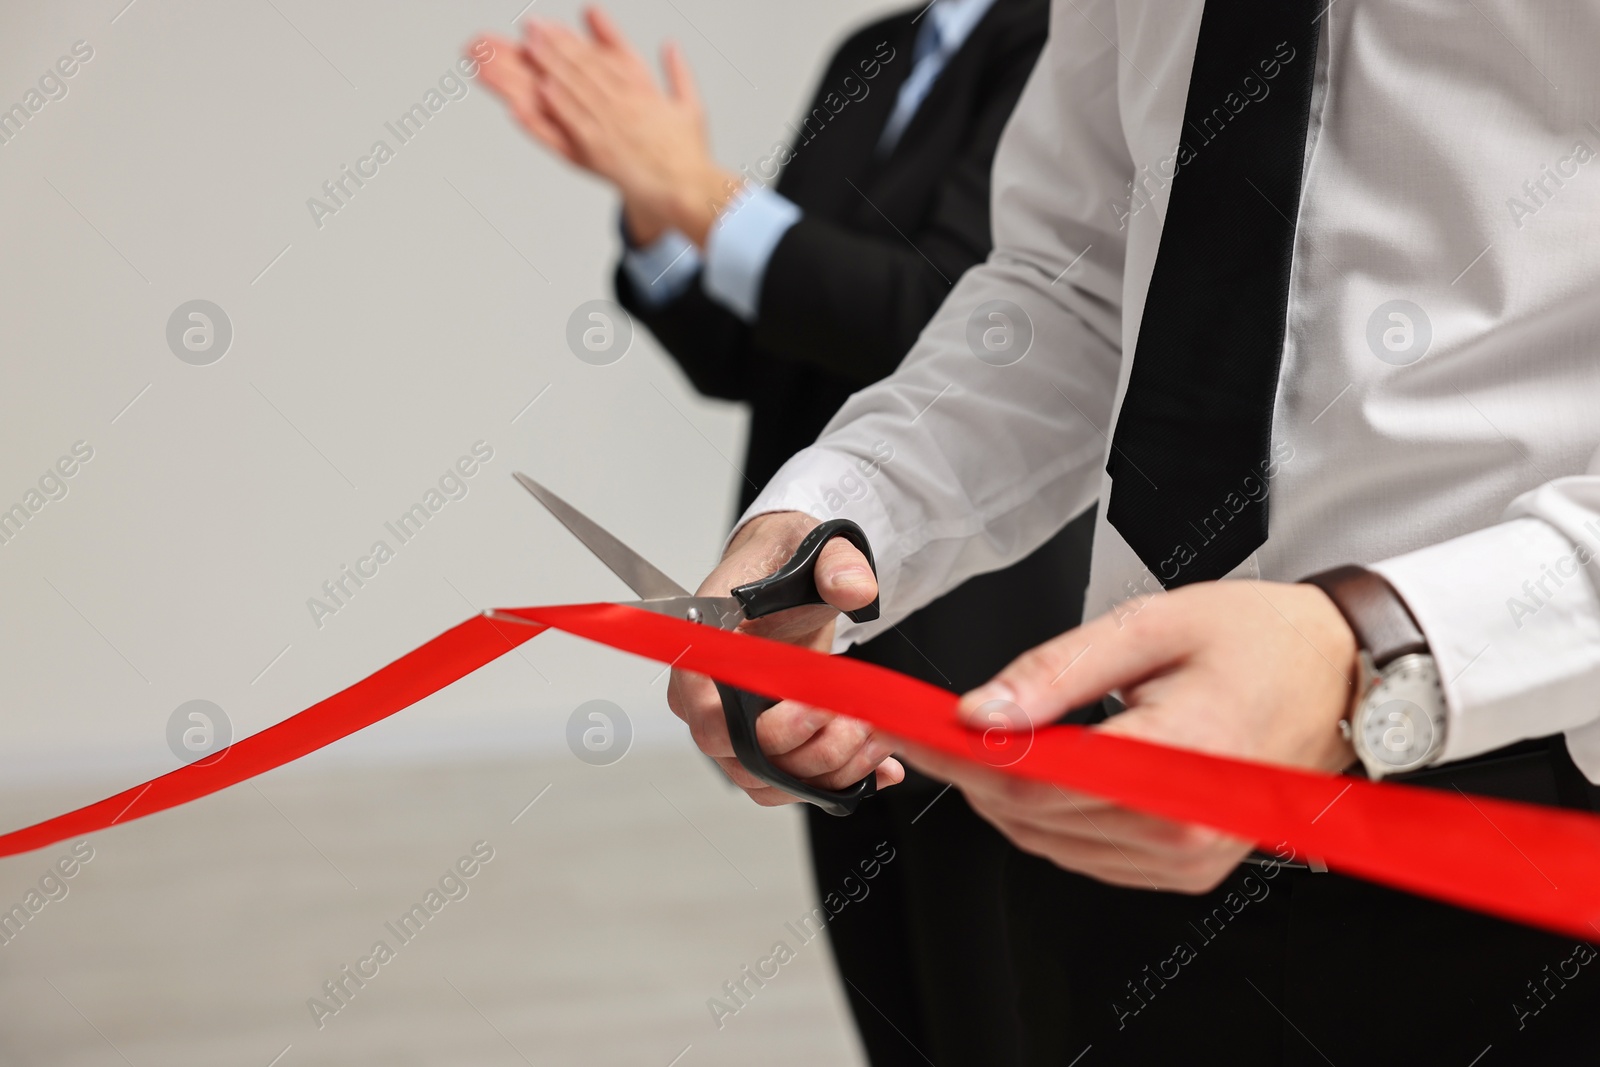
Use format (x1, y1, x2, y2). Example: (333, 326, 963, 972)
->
(1301, 564, 1429, 667)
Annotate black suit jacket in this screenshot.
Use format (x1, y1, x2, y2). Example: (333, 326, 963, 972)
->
(617, 0, 1094, 706)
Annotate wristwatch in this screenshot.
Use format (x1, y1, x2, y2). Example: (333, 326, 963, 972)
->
(1302, 565, 1447, 780)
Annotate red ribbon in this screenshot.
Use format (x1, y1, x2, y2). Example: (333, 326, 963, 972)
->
(4, 603, 1599, 939)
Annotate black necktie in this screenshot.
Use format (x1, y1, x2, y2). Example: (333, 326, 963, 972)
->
(1106, 1, 1322, 588)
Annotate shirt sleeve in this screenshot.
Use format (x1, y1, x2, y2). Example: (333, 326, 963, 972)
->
(1371, 461, 1600, 779)
(734, 13, 1131, 650)
(619, 226, 703, 308)
(702, 184, 803, 323)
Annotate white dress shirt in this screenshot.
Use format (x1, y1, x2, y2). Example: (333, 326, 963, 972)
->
(741, 0, 1600, 781)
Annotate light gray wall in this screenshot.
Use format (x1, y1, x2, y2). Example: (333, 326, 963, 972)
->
(0, 0, 904, 782)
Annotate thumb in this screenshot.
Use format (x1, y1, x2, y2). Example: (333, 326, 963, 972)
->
(956, 601, 1182, 729)
(662, 41, 700, 108)
(814, 536, 878, 615)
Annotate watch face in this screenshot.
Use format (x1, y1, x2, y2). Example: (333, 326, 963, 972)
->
(1357, 656, 1445, 775)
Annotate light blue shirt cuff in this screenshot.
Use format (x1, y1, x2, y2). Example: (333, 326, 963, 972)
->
(703, 184, 803, 323)
(621, 228, 703, 308)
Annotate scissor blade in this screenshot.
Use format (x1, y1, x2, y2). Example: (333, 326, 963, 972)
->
(626, 596, 746, 631)
(513, 472, 691, 600)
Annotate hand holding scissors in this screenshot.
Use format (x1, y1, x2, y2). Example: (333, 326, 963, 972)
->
(512, 474, 902, 814)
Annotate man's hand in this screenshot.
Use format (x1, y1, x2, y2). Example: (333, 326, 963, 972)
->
(898, 581, 1359, 893)
(666, 511, 905, 807)
(470, 8, 739, 247)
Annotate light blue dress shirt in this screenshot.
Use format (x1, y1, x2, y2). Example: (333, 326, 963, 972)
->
(621, 0, 998, 322)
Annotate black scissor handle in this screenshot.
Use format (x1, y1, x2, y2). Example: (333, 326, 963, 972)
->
(716, 519, 881, 817)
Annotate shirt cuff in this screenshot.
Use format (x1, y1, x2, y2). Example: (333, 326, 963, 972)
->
(1371, 513, 1600, 779)
(702, 184, 803, 323)
(730, 445, 900, 653)
(620, 227, 702, 308)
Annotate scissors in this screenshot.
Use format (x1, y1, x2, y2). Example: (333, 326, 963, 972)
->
(506, 472, 881, 816)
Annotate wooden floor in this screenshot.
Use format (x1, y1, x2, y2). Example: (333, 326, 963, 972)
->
(0, 747, 867, 1067)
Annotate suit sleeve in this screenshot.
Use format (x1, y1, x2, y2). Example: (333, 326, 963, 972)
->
(749, 29, 1047, 385)
(613, 259, 752, 402)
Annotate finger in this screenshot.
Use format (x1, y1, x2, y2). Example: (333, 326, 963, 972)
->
(814, 536, 878, 614)
(520, 22, 582, 83)
(955, 790, 1180, 882)
(518, 95, 580, 161)
(667, 668, 735, 758)
(661, 40, 700, 108)
(751, 701, 832, 757)
(583, 9, 656, 92)
(585, 6, 643, 62)
(894, 737, 1123, 817)
(875, 757, 906, 789)
(715, 755, 904, 804)
(584, 6, 623, 45)
(982, 793, 1235, 861)
(519, 17, 547, 54)
(494, 76, 580, 160)
(476, 43, 577, 156)
(995, 819, 1176, 887)
(474, 35, 535, 99)
(1002, 813, 1249, 893)
(901, 738, 1244, 872)
(957, 594, 1194, 730)
(472, 35, 522, 73)
(534, 22, 622, 100)
(715, 749, 903, 795)
(536, 74, 602, 151)
(803, 752, 905, 794)
(895, 740, 1024, 795)
(670, 679, 846, 766)
(769, 719, 888, 787)
(739, 776, 806, 808)
(748, 788, 802, 807)
(968, 784, 1253, 872)
(711, 754, 781, 793)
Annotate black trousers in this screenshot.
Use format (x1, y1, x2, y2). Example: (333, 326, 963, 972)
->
(806, 777, 1026, 1067)
(1004, 740, 1600, 1065)
(804, 510, 1099, 1067)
